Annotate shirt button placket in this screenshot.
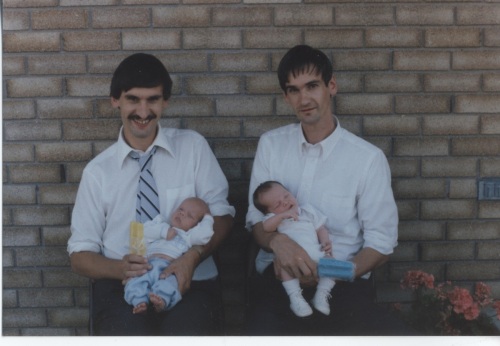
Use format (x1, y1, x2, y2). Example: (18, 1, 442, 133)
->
(297, 145, 321, 204)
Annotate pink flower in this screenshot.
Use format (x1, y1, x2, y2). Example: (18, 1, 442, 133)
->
(401, 270, 435, 290)
(474, 282, 492, 307)
(399, 270, 500, 334)
(447, 287, 480, 320)
(435, 282, 449, 300)
(463, 304, 480, 321)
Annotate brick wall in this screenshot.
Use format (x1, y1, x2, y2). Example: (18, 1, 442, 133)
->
(3, 0, 500, 336)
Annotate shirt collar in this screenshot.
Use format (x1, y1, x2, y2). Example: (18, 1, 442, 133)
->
(117, 123, 175, 167)
(298, 116, 342, 160)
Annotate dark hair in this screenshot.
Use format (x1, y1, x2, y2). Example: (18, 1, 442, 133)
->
(277, 45, 333, 93)
(110, 53, 173, 100)
(253, 181, 285, 214)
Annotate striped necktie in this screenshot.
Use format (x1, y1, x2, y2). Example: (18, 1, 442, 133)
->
(131, 146, 160, 223)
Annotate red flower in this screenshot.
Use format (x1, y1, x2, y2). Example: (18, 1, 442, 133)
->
(447, 287, 480, 321)
(401, 270, 435, 290)
(474, 282, 492, 307)
(400, 270, 500, 334)
(463, 304, 480, 321)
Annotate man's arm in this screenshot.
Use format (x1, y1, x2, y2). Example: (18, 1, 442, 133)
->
(70, 251, 150, 283)
(351, 247, 389, 278)
(160, 214, 233, 294)
(252, 221, 317, 284)
(351, 151, 397, 278)
(190, 214, 233, 261)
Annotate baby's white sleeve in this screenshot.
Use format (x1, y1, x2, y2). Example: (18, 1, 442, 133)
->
(178, 214, 214, 247)
(143, 215, 169, 242)
(262, 213, 275, 222)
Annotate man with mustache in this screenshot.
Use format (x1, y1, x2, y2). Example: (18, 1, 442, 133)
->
(246, 45, 415, 335)
(68, 53, 235, 335)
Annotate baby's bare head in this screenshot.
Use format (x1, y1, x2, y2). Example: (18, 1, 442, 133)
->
(171, 197, 209, 231)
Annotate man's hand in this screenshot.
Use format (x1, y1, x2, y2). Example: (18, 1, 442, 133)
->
(270, 233, 318, 286)
(159, 249, 199, 295)
(121, 254, 151, 284)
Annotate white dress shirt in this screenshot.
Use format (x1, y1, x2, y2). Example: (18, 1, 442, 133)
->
(246, 118, 398, 271)
(68, 125, 235, 280)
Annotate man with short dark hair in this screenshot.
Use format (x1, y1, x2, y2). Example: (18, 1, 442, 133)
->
(68, 53, 234, 335)
(246, 45, 415, 335)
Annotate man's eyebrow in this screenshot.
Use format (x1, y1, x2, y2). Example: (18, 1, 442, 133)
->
(124, 94, 162, 101)
(285, 79, 321, 89)
(147, 95, 162, 101)
(302, 79, 322, 87)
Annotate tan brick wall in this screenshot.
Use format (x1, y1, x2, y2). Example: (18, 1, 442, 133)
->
(3, 0, 500, 336)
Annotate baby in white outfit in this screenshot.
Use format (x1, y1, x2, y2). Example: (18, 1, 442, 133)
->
(253, 181, 336, 317)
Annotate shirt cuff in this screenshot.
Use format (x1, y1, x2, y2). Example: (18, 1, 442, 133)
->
(67, 241, 101, 255)
(209, 204, 236, 218)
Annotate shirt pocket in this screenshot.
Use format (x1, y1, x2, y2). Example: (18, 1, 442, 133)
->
(319, 193, 355, 232)
(162, 184, 196, 218)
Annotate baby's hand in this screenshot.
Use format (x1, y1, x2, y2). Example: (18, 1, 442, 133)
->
(280, 209, 299, 221)
(321, 241, 332, 256)
(166, 227, 177, 240)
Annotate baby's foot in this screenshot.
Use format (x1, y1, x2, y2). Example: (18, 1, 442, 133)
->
(149, 293, 166, 313)
(133, 302, 148, 314)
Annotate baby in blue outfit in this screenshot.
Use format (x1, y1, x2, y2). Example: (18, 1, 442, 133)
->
(124, 197, 213, 314)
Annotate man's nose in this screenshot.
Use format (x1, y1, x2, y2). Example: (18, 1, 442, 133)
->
(299, 90, 310, 104)
(136, 101, 149, 117)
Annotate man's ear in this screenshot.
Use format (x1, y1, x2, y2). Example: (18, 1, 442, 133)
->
(329, 77, 338, 97)
(110, 97, 120, 109)
(283, 91, 291, 104)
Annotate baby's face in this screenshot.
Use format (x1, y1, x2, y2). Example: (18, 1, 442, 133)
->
(170, 199, 205, 231)
(260, 184, 298, 215)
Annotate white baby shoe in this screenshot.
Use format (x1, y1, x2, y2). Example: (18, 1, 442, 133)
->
(289, 290, 313, 317)
(311, 289, 332, 315)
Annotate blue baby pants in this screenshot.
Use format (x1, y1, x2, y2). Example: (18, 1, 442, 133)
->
(124, 257, 181, 311)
